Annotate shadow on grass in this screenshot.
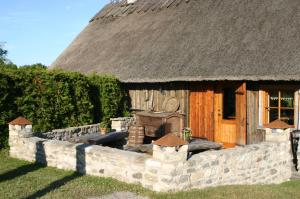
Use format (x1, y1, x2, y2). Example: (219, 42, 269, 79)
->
(1, 138, 88, 198)
(24, 172, 83, 199)
(23, 143, 87, 198)
(0, 163, 45, 183)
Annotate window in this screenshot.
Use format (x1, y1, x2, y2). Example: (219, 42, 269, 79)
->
(223, 88, 236, 119)
(265, 90, 294, 125)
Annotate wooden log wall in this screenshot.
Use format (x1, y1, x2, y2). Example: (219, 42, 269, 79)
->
(246, 83, 261, 144)
(236, 83, 247, 145)
(126, 83, 188, 115)
(247, 85, 261, 144)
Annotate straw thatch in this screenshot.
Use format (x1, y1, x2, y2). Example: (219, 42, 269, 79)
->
(52, 0, 300, 83)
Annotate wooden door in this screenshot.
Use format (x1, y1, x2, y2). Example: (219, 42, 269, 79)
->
(189, 84, 214, 140)
(214, 83, 246, 147)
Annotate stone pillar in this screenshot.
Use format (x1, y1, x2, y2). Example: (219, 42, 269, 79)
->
(8, 117, 33, 153)
(265, 128, 292, 142)
(152, 144, 188, 162)
(110, 117, 133, 132)
(263, 119, 294, 142)
(298, 142, 300, 172)
(144, 134, 189, 192)
(152, 133, 188, 163)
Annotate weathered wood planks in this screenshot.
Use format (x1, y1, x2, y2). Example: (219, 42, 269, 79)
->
(236, 82, 247, 145)
(247, 84, 260, 144)
(189, 83, 214, 140)
(126, 83, 188, 114)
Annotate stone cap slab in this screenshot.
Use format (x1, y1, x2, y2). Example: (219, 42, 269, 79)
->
(264, 119, 293, 129)
(153, 134, 187, 147)
(9, 117, 32, 125)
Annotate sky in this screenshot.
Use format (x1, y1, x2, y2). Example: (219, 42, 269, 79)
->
(0, 0, 110, 66)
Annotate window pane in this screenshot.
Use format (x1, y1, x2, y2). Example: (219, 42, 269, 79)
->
(269, 91, 278, 107)
(223, 88, 236, 119)
(281, 91, 294, 108)
(281, 109, 294, 125)
(269, 108, 278, 123)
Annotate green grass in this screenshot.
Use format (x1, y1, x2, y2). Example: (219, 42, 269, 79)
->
(0, 149, 300, 199)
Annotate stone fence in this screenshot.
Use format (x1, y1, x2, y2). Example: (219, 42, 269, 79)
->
(9, 120, 294, 192)
(38, 124, 100, 141)
(298, 141, 300, 172)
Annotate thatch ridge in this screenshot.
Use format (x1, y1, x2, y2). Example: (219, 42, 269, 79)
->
(52, 0, 300, 83)
(89, 0, 190, 22)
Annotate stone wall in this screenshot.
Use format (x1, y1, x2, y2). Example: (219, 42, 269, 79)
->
(39, 124, 100, 141)
(9, 123, 294, 192)
(187, 143, 292, 188)
(298, 142, 300, 172)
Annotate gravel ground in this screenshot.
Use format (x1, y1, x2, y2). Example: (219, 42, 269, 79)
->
(88, 192, 149, 199)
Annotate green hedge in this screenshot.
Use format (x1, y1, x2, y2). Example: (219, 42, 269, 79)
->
(0, 65, 129, 148)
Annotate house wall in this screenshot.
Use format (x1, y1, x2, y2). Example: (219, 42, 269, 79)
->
(248, 83, 300, 144)
(126, 83, 188, 114)
(127, 82, 300, 145)
(247, 84, 260, 144)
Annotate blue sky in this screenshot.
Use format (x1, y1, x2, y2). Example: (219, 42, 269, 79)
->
(0, 0, 110, 66)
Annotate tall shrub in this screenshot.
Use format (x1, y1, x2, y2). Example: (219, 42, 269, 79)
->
(0, 72, 17, 148)
(0, 67, 129, 148)
(14, 69, 94, 132)
(89, 74, 129, 124)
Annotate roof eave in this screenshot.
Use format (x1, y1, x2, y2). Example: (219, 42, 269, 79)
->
(119, 75, 300, 83)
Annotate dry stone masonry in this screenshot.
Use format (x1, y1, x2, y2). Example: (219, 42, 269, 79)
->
(9, 118, 295, 192)
(298, 142, 300, 172)
(39, 124, 100, 141)
(110, 117, 134, 132)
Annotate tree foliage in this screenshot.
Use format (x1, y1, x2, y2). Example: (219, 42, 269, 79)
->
(89, 74, 130, 123)
(0, 44, 8, 65)
(0, 66, 128, 148)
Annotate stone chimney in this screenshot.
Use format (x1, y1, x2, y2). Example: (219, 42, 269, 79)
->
(152, 133, 188, 162)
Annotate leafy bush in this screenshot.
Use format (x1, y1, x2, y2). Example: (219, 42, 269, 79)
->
(0, 65, 129, 148)
(89, 74, 129, 123)
(0, 71, 17, 148)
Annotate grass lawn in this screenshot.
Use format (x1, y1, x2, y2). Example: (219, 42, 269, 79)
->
(0, 149, 300, 199)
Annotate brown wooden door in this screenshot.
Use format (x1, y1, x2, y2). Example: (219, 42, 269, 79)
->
(214, 83, 246, 147)
(189, 84, 214, 141)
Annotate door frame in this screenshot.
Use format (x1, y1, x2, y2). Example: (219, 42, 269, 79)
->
(214, 82, 247, 146)
(189, 82, 247, 146)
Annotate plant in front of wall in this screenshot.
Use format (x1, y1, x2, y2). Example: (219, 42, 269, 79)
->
(100, 121, 110, 135)
(182, 127, 192, 142)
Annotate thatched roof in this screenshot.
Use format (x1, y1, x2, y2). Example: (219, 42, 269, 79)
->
(52, 0, 300, 83)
